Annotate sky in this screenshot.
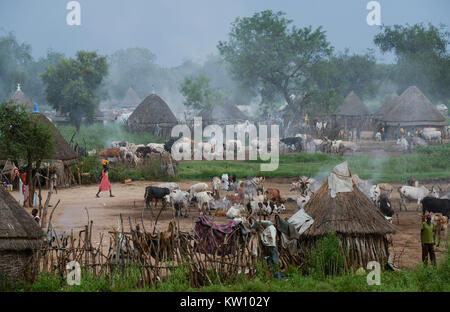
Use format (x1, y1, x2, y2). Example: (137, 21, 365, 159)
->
(0, 0, 449, 66)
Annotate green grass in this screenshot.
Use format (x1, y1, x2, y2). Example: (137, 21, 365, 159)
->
(3, 243, 449, 292)
(178, 144, 450, 183)
(58, 123, 164, 151)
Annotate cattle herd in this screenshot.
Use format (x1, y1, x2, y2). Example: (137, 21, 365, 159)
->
(141, 172, 449, 246)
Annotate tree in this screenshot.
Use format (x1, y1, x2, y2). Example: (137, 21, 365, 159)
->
(0, 101, 54, 206)
(41, 51, 108, 130)
(374, 23, 450, 103)
(311, 51, 381, 100)
(0, 32, 32, 100)
(180, 74, 228, 111)
(218, 10, 333, 115)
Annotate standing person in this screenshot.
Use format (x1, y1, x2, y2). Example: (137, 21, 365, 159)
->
(421, 215, 436, 266)
(20, 169, 30, 208)
(96, 160, 114, 198)
(356, 127, 361, 142)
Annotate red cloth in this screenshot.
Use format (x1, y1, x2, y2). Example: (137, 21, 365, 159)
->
(99, 169, 111, 192)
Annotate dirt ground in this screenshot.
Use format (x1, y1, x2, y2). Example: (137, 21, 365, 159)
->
(12, 178, 449, 269)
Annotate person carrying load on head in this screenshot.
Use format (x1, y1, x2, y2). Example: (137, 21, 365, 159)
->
(96, 160, 114, 198)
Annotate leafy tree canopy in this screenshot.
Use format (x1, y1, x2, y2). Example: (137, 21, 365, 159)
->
(41, 51, 108, 130)
(180, 74, 228, 111)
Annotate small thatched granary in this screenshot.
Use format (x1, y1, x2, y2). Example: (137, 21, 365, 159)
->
(126, 93, 178, 138)
(382, 86, 446, 137)
(335, 91, 371, 130)
(30, 113, 78, 186)
(299, 162, 396, 269)
(10, 84, 33, 113)
(0, 188, 42, 283)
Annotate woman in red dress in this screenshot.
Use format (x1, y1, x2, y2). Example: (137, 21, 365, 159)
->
(96, 161, 114, 198)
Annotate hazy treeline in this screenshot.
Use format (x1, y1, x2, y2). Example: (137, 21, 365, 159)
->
(0, 18, 449, 121)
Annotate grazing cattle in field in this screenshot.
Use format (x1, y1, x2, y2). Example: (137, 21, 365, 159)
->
(378, 183, 394, 197)
(191, 191, 214, 214)
(419, 129, 442, 144)
(144, 186, 171, 211)
(264, 188, 284, 204)
(156, 182, 180, 192)
(280, 137, 303, 152)
(163, 190, 190, 217)
(290, 176, 315, 197)
(212, 177, 221, 199)
(398, 186, 440, 211)
(188, 183, 209, 200)
(99, 148, 121, 159)
(421, 197, 450, 219)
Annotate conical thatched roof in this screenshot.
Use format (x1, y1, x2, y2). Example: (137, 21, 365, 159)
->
(122, 87, 141, 107)
(127, 94, 177, 127)
(10, 85, 33, 113)
(30, 113, 78, 164)
(376, 93, 400, 118)
(0, 188, 42, 251)
(302, 167, 395, 237)
(383, 86, 446, 126)
(336, 91, 370, 116)
(199, 103, 248, 123)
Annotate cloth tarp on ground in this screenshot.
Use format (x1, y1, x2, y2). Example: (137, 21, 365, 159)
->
(194, 212, 241, 256)
(328, 161, 353, 198)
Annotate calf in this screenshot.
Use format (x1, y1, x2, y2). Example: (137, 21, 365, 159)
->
(164, 190, 190, 217)
(265, 188, 284, 204)
(144, 186, 171, 211)
(212, 176, 221, 199)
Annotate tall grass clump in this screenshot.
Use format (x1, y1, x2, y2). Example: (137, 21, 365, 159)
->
(304, 232, 347, 279)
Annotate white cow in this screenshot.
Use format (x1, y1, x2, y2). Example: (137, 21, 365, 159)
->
(157, 182, 180, 192)
(398, 185, 440, 211)
(193, 191, 215, 214)
(188, 183, 209, 200)
(163, 190, 190, 217)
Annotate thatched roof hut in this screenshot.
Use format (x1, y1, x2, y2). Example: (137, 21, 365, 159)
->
(30, 113, 78, 166)
(122, 87, 141, 108)
(300, 162, 395, 268)
(198, 103, 248, 124)
(383, 86, 446, 127)
(334, 91, 371, 131)
(126, 94, 178, 138)
(10, 84, 33, 113)
(375, 93, 400, 119)
(0, 188, 42, 282)
(336, 91, 371, 117)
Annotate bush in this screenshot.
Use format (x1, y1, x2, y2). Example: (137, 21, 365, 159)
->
(304, 232, 347, 279)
